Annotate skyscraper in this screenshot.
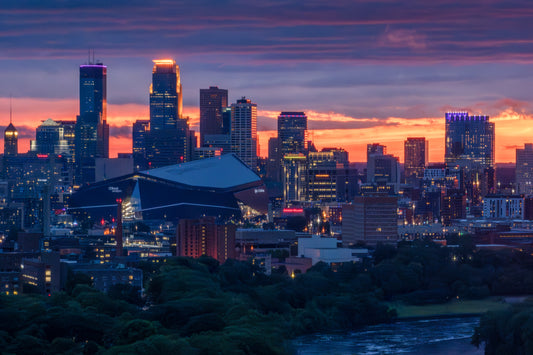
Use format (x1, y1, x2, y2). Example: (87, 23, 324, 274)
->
(200, 86, 228, 146)
(444, 112, 495, 206)
(75, 62, 109, 184)
(149, 59, 182, 129)
(30, 119, 69, 155)
(231, 97, 257, 169)
(404, 137, 428, 182)
(445, 112, 494, 169)
(4, 123, 17, 157)
(516, 143, 533, 194)
(278, 112, 307, 156)
(146, 59, 189, 168)
(132, 119, 150, 171)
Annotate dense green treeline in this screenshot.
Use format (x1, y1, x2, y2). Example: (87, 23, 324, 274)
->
(473, 301, 533, 354)
(2, 239, 533, 354)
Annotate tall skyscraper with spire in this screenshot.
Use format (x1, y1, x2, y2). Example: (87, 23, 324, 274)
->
(4, 99, 17, 157)
(75, 61, 109, 184)
(145, 59, 189, 168)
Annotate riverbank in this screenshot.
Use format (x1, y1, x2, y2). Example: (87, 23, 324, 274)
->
(389, 297, 511, 319)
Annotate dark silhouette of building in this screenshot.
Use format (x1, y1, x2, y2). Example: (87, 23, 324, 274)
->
(132, 119, 149, 171)
(75, 62, 109, 185)
(146, 59, 189, 168)
(200, 86, 228, 146)
(404, 137, 428, 184)
(516, 143, 533, 194)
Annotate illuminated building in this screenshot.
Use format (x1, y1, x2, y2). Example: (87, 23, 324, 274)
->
(21, 251, 60, 295)
(483, 195, 524, 219)
(444, 112, 495, 206)
(282, 154, 307, 203)
(69, 154, 268, 223)
(55, 120, 76, 162)
(404, 137, 428, 184)
(132, 119, 149, 171)
(200, 86, 228, 146)
(146, 59, 189, 168)
(177, 217, 236, 263)
(4, 123, 17, 157)
(366, 144, 400, 192)
(516, 143, 533, 194)
(230, 97, 257, 169)
(30, 119, 69, 155)
(278, 112, 307, 156)
(445, 112, 494, 168)
(75, 62, 109, 184)
(307, 148, 356, 202)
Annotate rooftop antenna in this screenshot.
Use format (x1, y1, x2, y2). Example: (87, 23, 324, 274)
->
(9, 94, 12, 124)
(88, 49, 91, 65)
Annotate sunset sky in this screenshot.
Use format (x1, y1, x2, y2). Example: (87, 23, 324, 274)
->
(2, 0, 533, 162)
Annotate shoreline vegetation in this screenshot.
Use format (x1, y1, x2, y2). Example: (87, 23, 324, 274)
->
(2, 238, 533, 354)
(391, 297, 511, 319)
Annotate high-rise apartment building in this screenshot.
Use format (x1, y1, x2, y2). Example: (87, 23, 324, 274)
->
(516, 143, 533, 194)
(200, 86, 228, 146)
(146, 59, 189, 168)
(230, 97, 257, 169)
(278, 112, 307, 156)
(177, 217, 236, 263)
(75, 62, 109, 184)
(404, 137, 428, 183)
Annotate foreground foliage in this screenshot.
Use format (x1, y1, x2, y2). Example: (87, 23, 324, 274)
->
(3, 238, 533, 354)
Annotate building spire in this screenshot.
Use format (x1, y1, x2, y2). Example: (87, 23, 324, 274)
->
(9, 94, 12, 124)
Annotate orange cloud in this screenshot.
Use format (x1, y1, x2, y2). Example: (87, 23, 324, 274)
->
(0, 97, 530, 163)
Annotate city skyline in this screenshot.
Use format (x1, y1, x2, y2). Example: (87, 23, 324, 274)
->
(2, 1, 533, 162)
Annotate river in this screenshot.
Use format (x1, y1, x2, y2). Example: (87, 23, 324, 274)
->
(294, 316, 483, 354)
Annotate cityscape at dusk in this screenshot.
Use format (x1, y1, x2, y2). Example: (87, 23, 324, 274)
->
(3, 1, 533, 354)
(3, 1, 533, 161)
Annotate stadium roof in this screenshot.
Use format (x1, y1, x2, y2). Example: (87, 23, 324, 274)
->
(141, 154, 261, 190)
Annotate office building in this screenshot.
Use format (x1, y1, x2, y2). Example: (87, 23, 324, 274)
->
(30, 119, 69, 155)
(230, 97, 257, 169)
(132, 119, 150, 171)
(483, 195, 524, 219)
(342, 194, 398, 246)
(404, 137, 428, 183)
(56, 120, 76, 162)
(267, 137, 281, 182)
(4, 123, 17, 157)
(278, 112, 307, 156)
(445, 112, 494, 168)
(146, 59, 189, 168)
(516, 144, 533, 195)
(366, 145, 400, 191)
(75, 62, 109, 184)
(307, 148, 356, 202)
(200, 86, 228, 146)
(282, 154, 307, 203)
(444, 112, 495, 206)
